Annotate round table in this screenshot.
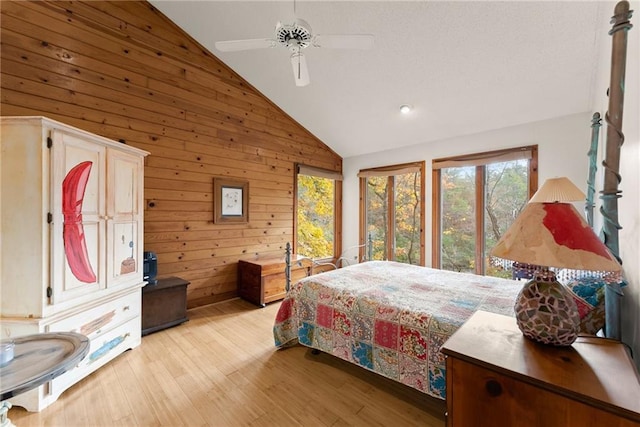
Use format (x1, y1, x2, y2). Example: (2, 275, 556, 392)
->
(0, 332, 89, 427)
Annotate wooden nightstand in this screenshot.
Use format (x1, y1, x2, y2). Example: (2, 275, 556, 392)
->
(441, 310, 640, 427)
(238, 255, 311, 307)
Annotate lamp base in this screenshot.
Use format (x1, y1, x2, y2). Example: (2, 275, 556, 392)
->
(514, 271, 580, 346)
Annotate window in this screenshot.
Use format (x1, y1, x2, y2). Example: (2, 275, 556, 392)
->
(432, 146, 538, 277)
(295, 165, 342, 261)
(359, 162, 425, 265)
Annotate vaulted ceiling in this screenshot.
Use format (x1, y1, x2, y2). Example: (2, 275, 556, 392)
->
(150, 1, 610, 158)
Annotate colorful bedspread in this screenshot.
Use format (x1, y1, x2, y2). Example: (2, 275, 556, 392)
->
(273, 261, 522, 399)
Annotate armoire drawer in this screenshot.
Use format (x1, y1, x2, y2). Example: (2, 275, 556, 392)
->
(47, 291, 141, 338)
(49, 316, 141, 397)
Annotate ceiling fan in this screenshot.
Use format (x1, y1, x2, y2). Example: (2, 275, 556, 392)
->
(214, 18, 374, 87)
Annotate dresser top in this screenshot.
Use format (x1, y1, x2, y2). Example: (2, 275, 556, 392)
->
(143, 276, 190, 293)
(441, 310, 640, 421)
(239, 254, 310, 268)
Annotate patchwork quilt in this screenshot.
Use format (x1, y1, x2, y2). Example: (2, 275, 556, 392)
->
(273, 261, 521, 399)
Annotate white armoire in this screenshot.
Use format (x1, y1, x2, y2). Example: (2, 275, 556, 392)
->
(0, 116, 149, 411)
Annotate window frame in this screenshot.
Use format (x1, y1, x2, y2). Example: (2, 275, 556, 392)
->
(431, 146, 538, 274)
(293, 164, 342, 264)
(358, 161, 426, 265)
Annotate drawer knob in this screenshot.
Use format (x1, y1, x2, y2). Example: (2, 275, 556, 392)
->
(123, 305, 130, 311)
(485, 379, 502, 397)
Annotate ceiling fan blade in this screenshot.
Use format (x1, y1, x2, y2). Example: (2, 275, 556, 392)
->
(290, 52, 310, 87)
(312, 34, 374, 50)
(214, 38, 276, 52)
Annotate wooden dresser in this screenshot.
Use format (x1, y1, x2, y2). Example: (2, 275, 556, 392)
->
(441, 310, 640, 427)
(238, 255, 311, 307)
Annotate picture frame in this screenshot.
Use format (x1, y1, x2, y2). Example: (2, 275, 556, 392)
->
(213, 178, 249, 224)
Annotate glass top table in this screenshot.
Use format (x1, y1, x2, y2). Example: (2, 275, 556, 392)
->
(0, 331, 89, 426)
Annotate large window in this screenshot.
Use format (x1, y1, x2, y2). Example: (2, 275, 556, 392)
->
(432, 146, 537, 277)
(359, 162, 425, 265)
(295, 165, 342, 261)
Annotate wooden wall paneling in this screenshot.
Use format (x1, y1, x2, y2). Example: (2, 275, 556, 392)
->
(160, 236, 294, 262)
(3, 4, 278, 143)
(1, 0, 342, 308)
(5, 0, 318, 150)
(0, 38, 151, 92)
(1, 5, 186, 82)
(37, 2, 249, 86)
(0, 70, 188, 131)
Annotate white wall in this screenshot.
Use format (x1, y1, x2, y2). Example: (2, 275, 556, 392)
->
(590, 0, 639, 370)
(342, 112, 592, 264)
(343, 0, 639, 370)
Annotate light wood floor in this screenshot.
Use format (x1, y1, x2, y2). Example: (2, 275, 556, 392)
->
(8, 298, 446, 426)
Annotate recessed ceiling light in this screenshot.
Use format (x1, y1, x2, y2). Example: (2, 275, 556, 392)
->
(399, 104, 412, 114)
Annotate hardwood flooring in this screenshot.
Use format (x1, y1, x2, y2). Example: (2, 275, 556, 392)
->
(8, 299, 446, 426)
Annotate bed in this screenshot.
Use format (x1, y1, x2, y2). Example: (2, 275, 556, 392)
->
(273, 261, 522, 399)
(273, 2, 632, 399)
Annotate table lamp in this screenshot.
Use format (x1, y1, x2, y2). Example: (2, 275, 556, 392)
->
(491, 177, 622, 346)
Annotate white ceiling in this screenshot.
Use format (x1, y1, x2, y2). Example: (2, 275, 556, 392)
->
(150, 1, 609, 158)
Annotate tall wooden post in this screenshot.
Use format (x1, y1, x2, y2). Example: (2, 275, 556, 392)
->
(602, 1, 633, 340)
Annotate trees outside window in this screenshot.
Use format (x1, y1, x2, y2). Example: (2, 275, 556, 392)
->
(440, 166, 476, 273)
(433, 147, 537, 277)
(295, 165, 342, 261)
(359, 162, 425, 265)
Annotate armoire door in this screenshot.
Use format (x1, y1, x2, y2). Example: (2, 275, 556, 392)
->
(106, 149, 144, 288)
(50, 129, 107, 304)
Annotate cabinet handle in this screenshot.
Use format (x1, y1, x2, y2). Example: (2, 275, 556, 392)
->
(123, 305, 130, 311)
(485, 379, 503, 397)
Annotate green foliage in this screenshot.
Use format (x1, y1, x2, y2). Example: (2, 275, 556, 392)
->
(441, 167, 476, 272)
(365, 172, 421, 265)
(440, 160, 529, 276)
(393, 173, 421, 265)
(366, 176, 388, 261)
(297, 175, 335, 258)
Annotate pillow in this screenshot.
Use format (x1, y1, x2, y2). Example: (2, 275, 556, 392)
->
(564, 277, 606, 335)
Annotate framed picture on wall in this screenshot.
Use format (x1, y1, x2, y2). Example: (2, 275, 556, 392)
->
(214, 178, 249, 223)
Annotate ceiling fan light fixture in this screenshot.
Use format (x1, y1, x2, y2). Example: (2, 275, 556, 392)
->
(400, 104, 412, 114)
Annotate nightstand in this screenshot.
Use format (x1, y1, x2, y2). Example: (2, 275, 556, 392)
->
(441, 310, 640, 427)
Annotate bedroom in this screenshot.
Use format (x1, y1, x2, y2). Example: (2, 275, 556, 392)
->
(0, 0, 638, 425)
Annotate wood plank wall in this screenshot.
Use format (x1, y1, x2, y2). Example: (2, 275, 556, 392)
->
(0, 1, 342, 308)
